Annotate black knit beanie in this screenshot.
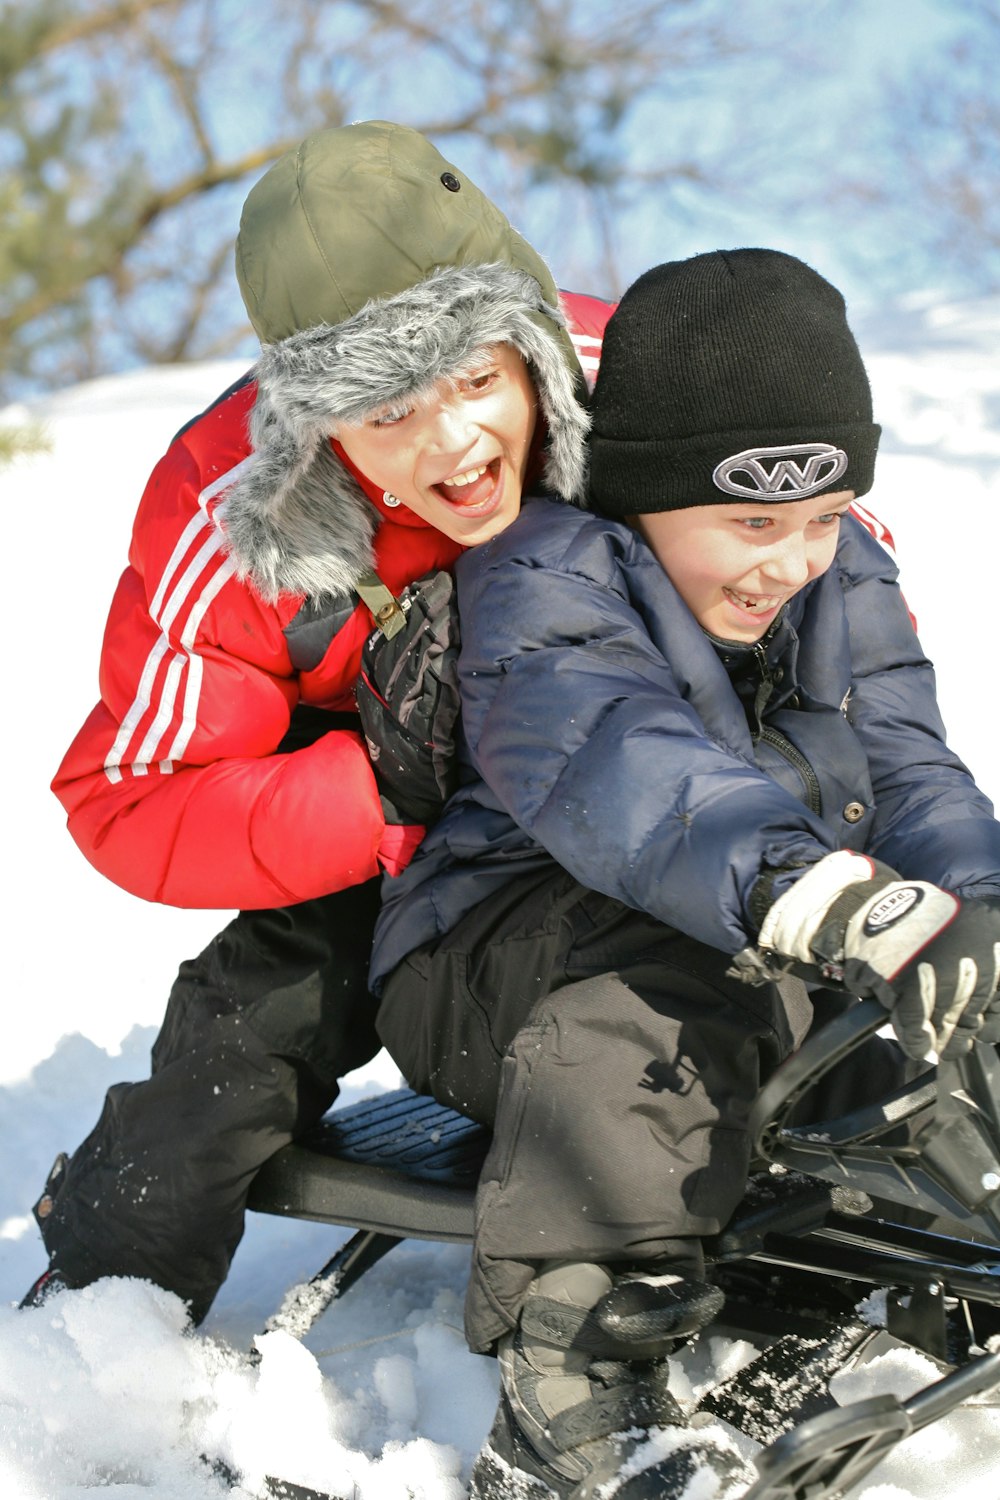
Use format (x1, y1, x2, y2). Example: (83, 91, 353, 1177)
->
(588, 249, 880, 516)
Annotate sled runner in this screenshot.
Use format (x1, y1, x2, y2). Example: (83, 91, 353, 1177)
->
(246, 999, 1000, 1500)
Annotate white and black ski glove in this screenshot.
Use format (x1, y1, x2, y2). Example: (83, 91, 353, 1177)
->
(355, 569, 461, 829)
(756, 850, 1000, 1061)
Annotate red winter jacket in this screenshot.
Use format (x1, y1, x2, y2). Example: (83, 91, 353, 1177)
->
(52, 292, 615, 911)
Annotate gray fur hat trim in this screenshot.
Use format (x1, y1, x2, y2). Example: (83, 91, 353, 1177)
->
(221, 262, 589, 604)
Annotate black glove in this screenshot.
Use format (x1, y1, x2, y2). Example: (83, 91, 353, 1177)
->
(755, 850, 1000, 1060)
(355, 569, 461, 828)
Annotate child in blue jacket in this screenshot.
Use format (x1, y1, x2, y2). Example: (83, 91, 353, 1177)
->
(369, 250, 1000, 1499)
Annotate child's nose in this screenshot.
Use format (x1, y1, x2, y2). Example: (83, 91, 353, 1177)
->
(764, 531, 810, 587)
(428, 397, 478, 450)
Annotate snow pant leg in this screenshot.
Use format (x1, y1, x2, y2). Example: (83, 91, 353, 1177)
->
(376, 873, 810, 1352)
(39, 878, 382, 1321)
(465, 944, 805, 1350)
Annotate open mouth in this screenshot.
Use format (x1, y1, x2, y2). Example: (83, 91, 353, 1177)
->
(434, 458, 502, 510)
(723, 586, 782, 615)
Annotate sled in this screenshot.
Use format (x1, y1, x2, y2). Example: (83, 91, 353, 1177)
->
(246, 998, 1000, 1500)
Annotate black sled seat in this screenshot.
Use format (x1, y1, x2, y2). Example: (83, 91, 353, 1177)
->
(248, 1086, 488, 1243)
(248, 996, 1000, 1265)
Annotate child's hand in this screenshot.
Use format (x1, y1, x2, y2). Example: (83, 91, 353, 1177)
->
(355, 570, 461, 829)
(757, 850, 1000, 1061)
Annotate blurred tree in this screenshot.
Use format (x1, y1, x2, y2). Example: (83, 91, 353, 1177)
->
(0, 0, 754, 401)
(13, 0, 985, 404)
(874, 0, 1000, 296)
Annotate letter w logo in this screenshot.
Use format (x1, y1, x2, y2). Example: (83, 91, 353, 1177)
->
(713, 443, 848, 499)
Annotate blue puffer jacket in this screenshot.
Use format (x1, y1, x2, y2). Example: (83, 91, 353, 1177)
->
(370, 497, 1000, 991)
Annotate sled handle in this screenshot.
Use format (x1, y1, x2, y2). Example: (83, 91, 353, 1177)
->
(750, 997, 1000, 1235)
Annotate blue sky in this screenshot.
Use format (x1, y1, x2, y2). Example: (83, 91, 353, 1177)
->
(541, 0, 980, 313)
(198, 0, 986, 326)
(9, 0, 994, 394)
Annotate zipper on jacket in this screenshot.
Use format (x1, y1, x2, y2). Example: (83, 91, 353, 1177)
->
(754, 725, 823, 816)
(749, 642, 823, 816)
(751, 643, 775, 726)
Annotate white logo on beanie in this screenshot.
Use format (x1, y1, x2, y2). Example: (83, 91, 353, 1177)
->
(713, 442, 848, 499)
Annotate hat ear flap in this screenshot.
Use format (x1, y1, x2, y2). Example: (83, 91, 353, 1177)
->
(222, 389, 377, 604)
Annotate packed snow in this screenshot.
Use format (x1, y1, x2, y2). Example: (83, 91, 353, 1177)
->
(2, 293, 1000, 1498)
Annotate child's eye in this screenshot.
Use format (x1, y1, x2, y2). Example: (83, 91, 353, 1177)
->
(368, 404, 412, 429)
(815, 510, 846, 526)
(463, 369, 499, 394)
(740, 516, 772, 531)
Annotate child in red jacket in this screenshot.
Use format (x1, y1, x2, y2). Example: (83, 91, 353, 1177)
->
(27, 118, 605, 1321)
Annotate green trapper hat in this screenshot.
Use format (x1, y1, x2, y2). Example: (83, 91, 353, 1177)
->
(222, 121, 590, 604)
(236, 118, 579, 381)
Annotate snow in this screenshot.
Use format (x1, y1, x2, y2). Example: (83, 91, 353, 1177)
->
(3, 294, 1000, 1497)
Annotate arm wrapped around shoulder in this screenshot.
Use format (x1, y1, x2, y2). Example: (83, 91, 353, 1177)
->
(755, 849, 1000, 1061)
(355, 570, 461, 831)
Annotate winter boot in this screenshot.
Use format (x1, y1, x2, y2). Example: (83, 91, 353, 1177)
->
(468, 1260, 754, 1499)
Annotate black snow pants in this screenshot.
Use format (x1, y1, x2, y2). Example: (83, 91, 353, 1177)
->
(376, 866, 901, 1354)
(39, 877, 383, 1323)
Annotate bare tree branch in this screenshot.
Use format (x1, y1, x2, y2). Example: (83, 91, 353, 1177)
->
(21, 0, 183, 57)
(8, 0, 977, 397)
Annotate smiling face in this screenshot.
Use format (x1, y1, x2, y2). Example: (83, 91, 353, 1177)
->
(335, 344, 539, 547)
(633, 491, 854, 641)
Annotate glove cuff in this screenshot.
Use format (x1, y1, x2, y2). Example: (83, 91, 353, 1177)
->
(748, 862, 811, 932)
(377, 821, 426, 878)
